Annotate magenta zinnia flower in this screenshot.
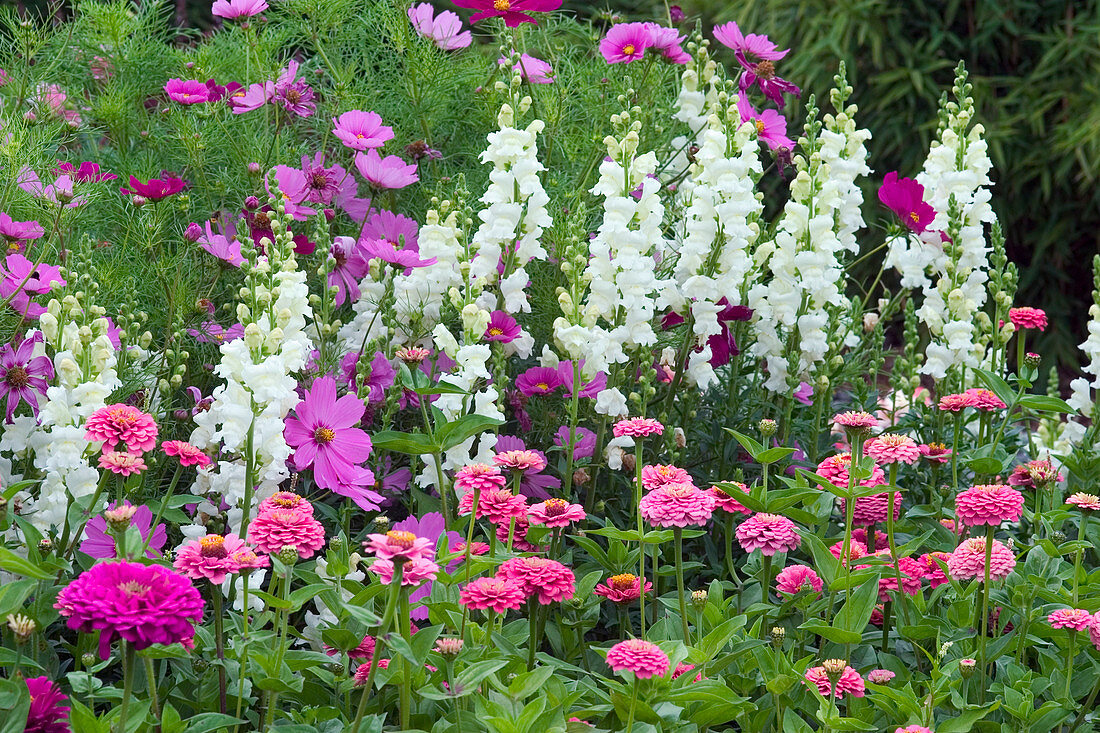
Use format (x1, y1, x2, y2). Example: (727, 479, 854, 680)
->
(164, 79, 210, 104)
(878, 172, 936, 234)
(594, 573, 651, 604)
(865, 669, 895, 685)
(410, 3, 472, 50)
(641, 463, 692, 491)
(896, 727, 933, 733)
(54, 561, 204, 658)
(919, 442, 952, 463)
(84, 404, 158, 454)
(527, 498, 585, 528)
(174, 534, 255, 584)
(459, 577, 526, 612)
(119, 173, 186, 200)
(613, 417, 664, 438)
(247, 508, 326, 559)
(947, 537, 1015, 582)
(451, 0, 562, 27)
(606, 639, 669, 679)
(775, 565, 822, 596)
(355, 149, 419, 189)
(24, 676, 70, 733)
(257, 491, 314, 517)
(457, 487, 526, 524)
(1008, 306, 1047, 331)
(1048, 608, 1093, 631)
(454, 463, 507, 494)
(964, 388, 1006, 411)
(919, 551, 951, 588)
(736, 92, 793, 150)
(735, 513, 800, 556)
(0, 331, 53, 420)
(332, 110, 394, 152)
(840, 492, 901, 526)
(600, 22, 651, 64)
(640, 482, 716, 527)
(212, 0, 267, 19)
(497, 556, 575, 604)
(955, 484, 1024, 526)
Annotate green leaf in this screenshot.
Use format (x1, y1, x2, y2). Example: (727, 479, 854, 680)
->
(0, 579, 35, 616)
(0, 547, 55, 580)
(724, 429, 764, 461)
(973, 368, 1015, 406)
(1018, 395, 1075, 414)
(182, 713, 248, 732)
(935, 702, 1000, 732)
(369, 430, 440, 455)
(508, 666, 555, 700)
(966, 456, 1005, 475)
(67, 699, 110, 733)
(799, 530, 841, 586)
(288, 583, 335, 611)
(797, 619, 862, 645)
(0, 679, 30, 733)
(836, 572, 880, 634)
(453, 659, 508, 694)
(756, 447, 797, 464)
(435, 414, 504, 451)
(385, 625, 442, 667)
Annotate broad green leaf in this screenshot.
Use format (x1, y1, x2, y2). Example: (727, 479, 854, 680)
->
(724, 429, 764, 460)
(935, 702, 1000, 732)
(836, 573, 880, 634)
(183, 713, 248, 733)
(0, 547, 54, 580)
(435, 414, 504, 451)
(973, 368, 1014, 405)
(1018, 395, 1075, 414)
(369, 430, 440, 455)
(797, 620, 862, 645)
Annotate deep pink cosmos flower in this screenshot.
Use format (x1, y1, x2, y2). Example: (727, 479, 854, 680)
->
(459, 577, 526, 612)
(878, 172, 936, 233)
(451, 0, 562, 27)
(332, 110, 394, 151)
(342, 350, 396, 403)
(361, 236, 437, 269)
(709, 482, 752, 515)
(174, 534, 256, 584)
(955, 484, 1024, 526)
(484, 310, 520, 342)
(248, 508, 326, 558)
(735, 513, 800, 556)
(355, 149, 419, 189)
(229, 80, 274, 113)
(594, 573, 652, 604)
(0, 213, 45, 251)
(947, 537, 1015, 582)
(187, 322, 244, 344)
(212, 0, 267, 19)
(0, 331, 53, 420)
(613, 417, 664, 438)
(80, 502, 166, 559)
(85, 404, 158, 454)
(606, 639, 669, 679)
(0, 253, 65, 321)
(1048, 608, 1093, 631)
(362, 210, 419, 251)
(499, 51, 554, 83)
(600, 22, 651, 64)
(24, 676, 69, 733)
(497, 557, 575, 604)
(196, 219, 245, 267)
(556, 360, 607, 398)
(644, 23, 690, 64)
(804, 663, 865, 698)
(527, 498, 585, 528)
(284, 376, 379, 509)
(273, 60, 316, 117)
(164, 79, 210, 104)
(1008, 306, 1047, 331)
(775, 565, 822, 596)
(329, 236, 370, 306)
(515, 366, 562, 396)
(553, 425, 596, 460)
(712, 21, 788, 60)
(736, 93, 793, 150)
(120, 173, 186, 200)
(410, 3, 472, 50)
(54, 561, 204, 658)
(639, 482, 716, 527)
(55, 161, 116, 182)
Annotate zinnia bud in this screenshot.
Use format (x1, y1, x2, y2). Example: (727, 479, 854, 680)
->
(435, 638, 464, 658)
(691, 590, 708, 611)
(822, 658, 847, 681)
(959, 658, 976, 678)
(104, 505, 138, 533)
(372, 516, 390, 532)
(1024, 352, 1041, 368)
(277, 545, 300, 565)
(758, 419, 778, 437)
(770, 626, 786, 649)
(6, 613, 36, 642)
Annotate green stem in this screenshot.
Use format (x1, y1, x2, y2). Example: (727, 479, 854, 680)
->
(399, 586, 412, 730)
(1073, 514, 1087, 605)
(674, 527, 690, 645)
(634, 440, 647, 638)
(978, 524, 994, 704)
(625, 678, 640, 732)
(212, 585, 227, 714)
(760, 554, 772, 637)
(1065, 630, 1077, 702)
(117, 643, 136, 733)
(950, 413, 962, 496)
(144, 657, 161, 731)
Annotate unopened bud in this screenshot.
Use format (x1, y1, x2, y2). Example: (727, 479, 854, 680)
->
(690, 590, 708, 611)
(131, 195, 147, 208)
(6, 613, 36, 642)
(247, 162, 262, 175)
(104, 505, 138, 533)
(328, 535, 346, 553)
(372, 516, 390, 532)
(435, 638, 464, 658)
(822, 658, 847, 681)
(37, 537, 51, 554)
(959, 658, 976, 678)
(770, 626, 785, 649)
(184, 222, 203, 242)
(758, 419, 777, 437)
(1023, 352, 1041, 369)
(674, 427, 686, 449)
(81, 652, 97, 667)
(277, 546, 300, 565)
(573, 468, 590, 487)
(1052, 530, 1066, 544)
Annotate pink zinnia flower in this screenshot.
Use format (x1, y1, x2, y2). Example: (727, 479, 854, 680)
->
(613, 417, 664, 438)
(257, 491, 314, 517)
(840, 492, 902, 526)
(454, 463, 507, 494)
(98, 450, 147, 476)
(593, 573, 651, 604)
(964, 388, 1006, 411)
(497, 557, 575, 604)
(640, 463, 692, 491)
(1090, 612, 1100, 650)
(709, 482, 752, 515)
(85, 404, 158, 454)
(896, 727, 933, 733)
(247, 509, 326, 559)
(600, 22, 651, 64)
(451, 0, 562, 27)
(833, 410, 879, 432)
(830, 539, 869, 565)
(362, 530, 435, 562)
(355, 149, 419, 189)
(1067, 493, 1100, 512)
(865, 434, 920, 464)
(639, 482, 716, 527)
(164, 79, 210, 104)
(816, 452, 886, 490)
(712, 21, 789, 61)
(457, 487, 527, 524)
(173, 534, 255, 584)
(370, 556, 440, 586)
(605, 639, 669, 679)
(54, 561, 204, 658)
(459, 577, 526, 613)
(1008, 306, 1047, 331)
(211, 0, 268, 19)
(24, 676, 70, 733)
(947, 537, 1015, 582)
(499, 51, 554, 83)
(919, 551, 951, 588)
(869, 555, 923, 601)
(332, 110, 394, 151)
(450, 540, 490, 557)
(736, 92, 793, 150)
(878, 172, 936, 233)
(775, 565, 822, 596)
(0, 331, 53, 420)
(493, 449, 546, 475)
(736, 513, 801, 556)
(867, 669, 895, 684)
(410, 3, 473, 50)
(804, 663, 865, 698)
(1048, 608, 1093, 631)
(527, 498, 585, 528)
(515, 366, 561, 396)
(955, 484, 1024, 526)
(938, 392, 976, 412)
(1008, 459, 1063, 489)
(671, 663, 701, 681)
(919, 442, 952, 463)
(162, 440, 211, 467)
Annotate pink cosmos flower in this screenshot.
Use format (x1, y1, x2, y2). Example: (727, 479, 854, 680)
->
(840, 492, 902, 526)
(640, 463, 692, 491)
(954, 484, 1024, 526)
(867, 669, 895, 684)
(284, 376, 380, 510)
(709, 482, 752, 515)
(594, 573, 651, 604)
(613, 417, 664, 438)
(362, 530, 435, 562)
(196, 219, 245, 267)
(606, 639, 669, 679)
(639, 482, 716, 527)
(878, 172, 936, 234)
(85, 404, 158, 454)
(54, 561, 204, 658)
(736, 513, 801, 556)
(919, 442, 953, 463)
(1008, 306, 1047, 331)
(459, 577, 526, 612)
(273, 60, 316, 117)
(643, 23, 690, 64)
(736, 51, 800, 107)
(1067, 493, 1100, 512)
(804, 664, 865, 698)
(0, 332, 53, 420)
(99, 450, 148, 476)
(361, 236, 436, 269)
(554, 425, 597, 460)
(484, 310, 520, 343)
(454, 463, 507, 495)
(24, 676, 69, 733)
(17, 167, 85, 208)
(1048, 608, 1093, 631)
(0, 213, 45, 250)
(736, 92, 793, 151)
(947, 537, 1015, 582)
(55, 161, 116, 182)
(120, 173, 186, 199)
(712, 21, 789, 60)
(257, 491, 314, 517)
(775, 565, 822, 596)
(187, 322, 244, 344)
(499, 51, 554, 83)
(493, 449, 546, 473)
(527, 498, 585, 528)
(497, 557, 575, 604)
(80, 502, 166, 560)
(451, 0, 562, 27)
(355, 149, 419, 189)
(600, 22, 651, 64)
(212, 0, 268, 19)
(919, 551, 951, 588)
(247, 509, 326, 559)
(865, 433, 920, 464)
(515, 366, 562, 396)
(173, 534, 255, 584)
(328, 236, 371, 306)
(228, 81, 274, 113)
(409, 3, 472, 50)
(332, 110, 395, 151)
(370, 556, 440, 586)
(162, 440, 211, 467)
(164, 79, 210, 104)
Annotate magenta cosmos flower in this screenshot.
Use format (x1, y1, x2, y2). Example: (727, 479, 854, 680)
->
(497, 556, 575, 604)
(284, 376, 378, 505)
(594, 573, 651, 604)
(527, 498, 585, 528)
(955, 484, 1024, 526)
(640, 482, 716, 527)
(332, 110, 394, 151)
(24, 676, 69, 733)
(644, 23, 690, 64)
(355, 149, 419, 189)
(713, 21, 788, 61)
(361, 236, 437, 269)
(212, 0, 267, 19)
(947, 537, 1015, 582)
(84, 404, 158, 454)
(1008, 306, 1047, 331)
(736, 513, 800, 556)
(878, 172, 936, 234)
(174, 534, 258, 584)
(80, 502, 166, 559)
(499, 51, 554, 83)
(247, 508, 326, 559)
(54, 561, 204, 658)
(1048, 608, 1093, 631)
(197, 219, 245, 267)
(515, 366, 561, 396)
(613, 416, 664, 438)
(120, 173, 186, 200)
(484, 310, 520, 343)
(736, 93, 793, 150)
(600, 22, 651, 64)
(451, 0, 562, 27)
(804, 663, 865, 698)
(273, 60, 316, 117)
(0, 331, 53, 420)
(775, 565, 822, 596)
(459, 576, 526, 612)
(164, 79, 210, 104)
(410, 3, 472, 50)
(606, 639, 669, 679)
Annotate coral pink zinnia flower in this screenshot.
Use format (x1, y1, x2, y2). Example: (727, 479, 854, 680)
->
(804, 663, 865, 698)
(257, 491, 314, 516)
(878, 172, 936, 234)
(606, 639, 669, 679)
(1067, 493, 1100, 512)
(830, 539, 869, 565)
(866, 669, 895, 684)
(919, 551, 951, 588)
(1048, 608, 1093, 631)
(964, 388, 1007, 411)
(919, 442, 952, 463)
(641, 463, 692, 491)
(247, 509, 326, 559)
(370, 556, 440, 586)
(527, 498, 585, 528)
(639, 482, 716, 527)
(457, 487, 527, 524)
(954, 484, 1024, 526)
(98, 450, 148, 476)
(24, 676, 70, 733)
(896, 727, 933, 733)
(593, 573, 652, 604)
(161, 440, 211, 467)
(497, 557, 575, 604)
(775, 565, 822, 596)
(173, 534, 254, 584)
(736, 513, 801, 556)
(452, 0, 563, 28)
(613, 417, 664, 439)
(54, 561, 204, 658)
(459, 577, 526, 613)
(937, 392, 976, 412)
(1008, 306, 1047, 332)
(708, 482, 752, 515)
(362, 530, 435, 562)
(493, 449, 546, 472)
(85, 404, 158, 454)
(865, 434, 920, 465)
(455, 463, 508, 494)
(947, 537, 1015, 582)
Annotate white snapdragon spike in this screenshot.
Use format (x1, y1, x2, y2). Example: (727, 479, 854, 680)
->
(749, 87, 871, 392)
(1078, 302, 1100, 389)
(668, 49, 721, 184)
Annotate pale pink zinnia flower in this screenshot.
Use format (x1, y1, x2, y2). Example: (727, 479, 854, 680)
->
(493, 449, 547, 473)
(832, 410, 879, 432)
(161, 440, 211, 467)
(173, 534, 253, 584)
(84, 404, 158, 454)
(804, 663, 865, 698)
(605, 639, 669, 678)
(612, 417, 664, 438)
(736, 513, 800, 556)
(459, 577, 526, 613)
(639, 482, 716, 527)
(947, 537, 1016, 582)
(1067, 493, 1100, 512)
(866, 669, 895, 684)
(640, 463, 692, 491)
(1048, 608, 1094, 631)
(775, 565, 822, 596)
(1008, 306, 1047, 331)
(362, 530, 435, 561)
(454, 463, 507, 494)
(938, 392, 976, 412)
(497, 557, 575, 604)
(593, 573, 651, 604)
(964, 388, 1007, 411)
(257, 491, 314, 516)
(527, 498, 585, 528)
(457, 487, 527, 524)
(247, 509, 326, 559)
(708, 482, 752, 515)
(865, 434, 920, 465)
(954, 484, 1024, 526)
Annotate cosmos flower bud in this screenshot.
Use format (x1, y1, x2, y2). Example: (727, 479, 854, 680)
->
(184, 222, 203, 242)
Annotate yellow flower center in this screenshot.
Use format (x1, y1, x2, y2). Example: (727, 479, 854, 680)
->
(909, 211, 921, 223)
(544, 498, 568, 515)
(200, 535, 229, 558)
(535, 382, 549, 391)
(314, 427, 336, 444)
(118, 580, 150, 597)
(623, 44, 635, 56)
(494, 0, 510, 9)
(755, 120, 765, 135)
(609, 573, 637, 591)
(386, 530, 417, 549)
(488, 327, 504, 336)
